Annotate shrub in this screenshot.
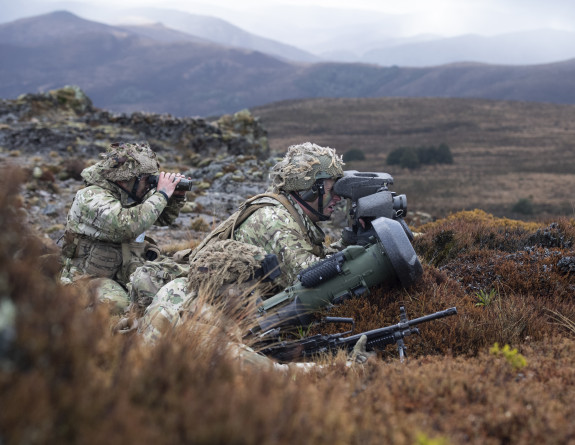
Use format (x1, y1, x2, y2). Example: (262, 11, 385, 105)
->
(435, 143, 454, 164)
(399, 147, 420, 169)
(386, 144, 453, 169)
(342, 148, 366, 162)
(511, 197, 534, 215)
(489, 343, 528, 371)
(475, 288, 497, 307)
(386, 146, 408, 166)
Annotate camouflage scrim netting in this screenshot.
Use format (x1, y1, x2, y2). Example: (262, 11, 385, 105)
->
(268, 142, 344, 193)
(187, 239, 270, 293)
(98, 142, 160, 182)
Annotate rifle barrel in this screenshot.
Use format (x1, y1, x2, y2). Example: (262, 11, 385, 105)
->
(407, 307, 458, 326)
(338, 307, 457, 348)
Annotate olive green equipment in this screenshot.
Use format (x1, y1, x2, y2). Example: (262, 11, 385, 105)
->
(252, 216, 423, 332)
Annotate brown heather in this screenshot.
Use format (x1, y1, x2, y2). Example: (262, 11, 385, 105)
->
(1, 167, 575, 444)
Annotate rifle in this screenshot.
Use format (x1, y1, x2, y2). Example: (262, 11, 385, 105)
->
(333, 170, 413, 244)
(256, 306, 457, 363)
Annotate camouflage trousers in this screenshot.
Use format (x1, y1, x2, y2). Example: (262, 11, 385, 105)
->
(60, 276, 130, 315)
(128, 258, 190, 313)
(137, 278, 276, 370)
(60, 254, 188, 315)
(137, 278, 191, 344)
(93, 278, 131, 314)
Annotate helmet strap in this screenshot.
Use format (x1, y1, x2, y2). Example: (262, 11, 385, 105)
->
(315, 180, 326, 215)
(131, 176, 142, 197)
(291, 183, 330, 222)
(110, 177, 144, 204)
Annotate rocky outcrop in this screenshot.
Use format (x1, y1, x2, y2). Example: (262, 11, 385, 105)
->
(0, 86, 275, 246)
(190, 154, 278, 216)
(0, 86, 270, 162)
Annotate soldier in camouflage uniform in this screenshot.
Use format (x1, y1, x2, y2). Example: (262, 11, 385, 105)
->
(60, 142, 187, 313)
(132, 142, 345, 336)
(132, 238, 372, 368)
(189, 141, 345, 290)
(125, 143, 375, 366)
(136, 239, 280, 367)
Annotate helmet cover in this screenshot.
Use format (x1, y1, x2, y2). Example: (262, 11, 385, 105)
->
(98, 142, 160, 182)
(269, 142, 344, 192)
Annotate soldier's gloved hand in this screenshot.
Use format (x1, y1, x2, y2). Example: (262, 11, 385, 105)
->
(349, 334, 376, 364)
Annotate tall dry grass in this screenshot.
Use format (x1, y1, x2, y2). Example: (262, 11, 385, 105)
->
(1, 167, 575, 444)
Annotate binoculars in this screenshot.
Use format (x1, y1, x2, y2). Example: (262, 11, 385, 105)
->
(147, 175, 193, 192)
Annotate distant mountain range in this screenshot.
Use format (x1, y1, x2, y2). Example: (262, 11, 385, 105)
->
(2, 11, 575, 117)
(359, 29, 575, 67)
(117, 8, 320, 64)
(4, 2, 575, 67)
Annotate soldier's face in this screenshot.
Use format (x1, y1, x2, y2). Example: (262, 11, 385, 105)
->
(310, 178, 341, 220)
(134, 175, 152, 199)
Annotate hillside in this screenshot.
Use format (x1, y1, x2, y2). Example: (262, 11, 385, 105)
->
(1, 89, 575, 443)
(3, 12, 575, 116)
(252, 97, 575, 221)
(118, 7, 320, 63)
(0, 11, 301, 117)
(6, 2, 575, 67)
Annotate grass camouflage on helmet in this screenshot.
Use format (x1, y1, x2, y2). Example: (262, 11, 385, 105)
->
(187, 239, 280, 294)
(99, 142, 160, 182)
(269, 142, 344, 193)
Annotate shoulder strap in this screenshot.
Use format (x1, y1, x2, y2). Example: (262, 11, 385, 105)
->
(232, 192, 308, 237)
(189, 193, 307, 261)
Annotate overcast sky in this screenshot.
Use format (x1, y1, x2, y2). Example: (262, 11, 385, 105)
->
(4, 0, 575, 41)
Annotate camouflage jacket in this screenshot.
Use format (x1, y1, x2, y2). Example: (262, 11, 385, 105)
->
(65, 164, 183, 242)
(61, 164, 185, 284)
(233, 193, 334, 289)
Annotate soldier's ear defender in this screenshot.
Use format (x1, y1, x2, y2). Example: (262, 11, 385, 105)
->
(300, 180, 324, 202)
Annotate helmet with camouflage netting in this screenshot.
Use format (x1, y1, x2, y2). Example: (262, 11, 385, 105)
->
(188, 239, 280, 304)
(268, 142, 344, 193)
(98, 142, 160, 182)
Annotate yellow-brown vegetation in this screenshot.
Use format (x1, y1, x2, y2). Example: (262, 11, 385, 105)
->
(1, 167, 574, 444)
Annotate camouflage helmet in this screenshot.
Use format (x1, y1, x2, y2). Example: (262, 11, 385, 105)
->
(188, 239, 270, 292)
(269, 142, 344, 193)
(98, 142, 160, 182)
